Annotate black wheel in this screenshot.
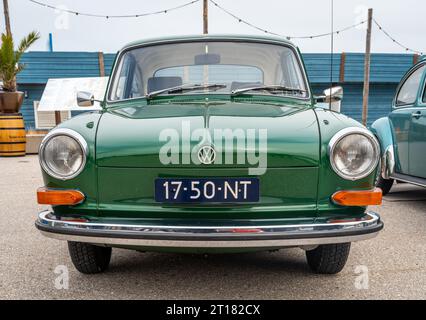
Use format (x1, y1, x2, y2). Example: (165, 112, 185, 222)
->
(306, 243, 351, 274)
(376, 175, 394, 195)
(68, 241, 112, 274)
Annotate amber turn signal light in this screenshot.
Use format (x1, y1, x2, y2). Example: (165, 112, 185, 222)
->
(332, 188, 382, 206)
(37, 187, 85, 205)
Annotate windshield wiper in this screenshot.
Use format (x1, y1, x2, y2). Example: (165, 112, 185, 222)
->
(146, 83, 227, 99)
(231, 85, 306, 97)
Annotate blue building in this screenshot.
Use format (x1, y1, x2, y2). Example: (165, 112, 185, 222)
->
(17, 51, 419, 129)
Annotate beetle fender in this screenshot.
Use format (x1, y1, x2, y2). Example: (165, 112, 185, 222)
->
(371, 117, 395, 179)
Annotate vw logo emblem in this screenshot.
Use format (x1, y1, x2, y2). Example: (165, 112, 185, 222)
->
(198, 145, 216, 165)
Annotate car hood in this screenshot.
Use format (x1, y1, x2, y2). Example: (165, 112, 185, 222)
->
(96, 101, 320, 169)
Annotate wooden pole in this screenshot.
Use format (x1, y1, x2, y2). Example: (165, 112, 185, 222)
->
(362, 8, 373, 126)
(203, 0, 208, 34)
(413, 54, 420, 65)
(98, 52, 105, 77)
(339, 52, 346, 83)
(2, 0, 11, 36)
(54, 111, 61, 126)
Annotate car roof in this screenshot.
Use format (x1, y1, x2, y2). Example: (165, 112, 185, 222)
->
(120, 34, 297, 51)
(404, 57, 426, 77)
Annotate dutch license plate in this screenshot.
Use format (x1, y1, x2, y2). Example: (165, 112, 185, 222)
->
(155, 178, 260, 203)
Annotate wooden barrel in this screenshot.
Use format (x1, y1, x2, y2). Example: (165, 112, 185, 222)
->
(0, 113, 26, 157)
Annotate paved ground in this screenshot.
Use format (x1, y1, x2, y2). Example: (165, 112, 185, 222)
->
(0, 155, 425, 300)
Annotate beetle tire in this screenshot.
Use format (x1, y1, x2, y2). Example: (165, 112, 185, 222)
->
(376, 175, 394, 195)
(68, 241, 112, 274)
(305, 243, 351, 274)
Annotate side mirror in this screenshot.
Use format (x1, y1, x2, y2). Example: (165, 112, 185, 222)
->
(77, 91, 95, 107)
(323, 86, 343, 113)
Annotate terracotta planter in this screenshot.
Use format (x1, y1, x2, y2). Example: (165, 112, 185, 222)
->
(0, 91, 24, 113)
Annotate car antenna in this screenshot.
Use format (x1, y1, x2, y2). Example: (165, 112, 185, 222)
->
(329, 0, 334, 110)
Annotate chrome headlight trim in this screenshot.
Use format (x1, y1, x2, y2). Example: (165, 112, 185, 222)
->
(328, 127, 380, 181)
(39, 128, 88, 180)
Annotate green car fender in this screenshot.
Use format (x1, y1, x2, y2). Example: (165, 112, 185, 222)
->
(370, 117, 396, 179)
(40, 111, 103, 216)
(315, 108, 376, 218)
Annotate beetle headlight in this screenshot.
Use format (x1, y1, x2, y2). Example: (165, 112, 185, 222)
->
(39, 129, 88, 180)
(328, 127, 379, 181)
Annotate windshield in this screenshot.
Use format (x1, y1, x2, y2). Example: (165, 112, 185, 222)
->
(108, 41, 309, 101)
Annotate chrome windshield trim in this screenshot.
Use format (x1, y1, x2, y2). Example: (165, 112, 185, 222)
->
(106, 38, 312, 104)
(105, 92, 312, 107)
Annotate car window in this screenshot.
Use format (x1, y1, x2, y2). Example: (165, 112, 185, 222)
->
(110, 56, 132, 101)
(110, 55, 145, 100)
(396, 65, 426, 106)
(423, 81, 426, 103)
(108, 41, 308, 101)
(155, 65, 263, 87)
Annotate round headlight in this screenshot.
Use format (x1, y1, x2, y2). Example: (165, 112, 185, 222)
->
(40, 129, 88, 180)
(329, 128, 379, 180)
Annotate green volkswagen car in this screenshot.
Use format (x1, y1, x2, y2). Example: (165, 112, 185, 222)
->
(373, 58, 426, 194)
(35, 35, 383, 275)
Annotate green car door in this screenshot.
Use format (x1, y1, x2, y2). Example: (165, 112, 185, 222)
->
(390, 63, 426, 176)
(409, 65, 426, 178)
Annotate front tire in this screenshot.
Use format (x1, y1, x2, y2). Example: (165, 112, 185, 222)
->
(376, 175, 394, 195)
(68, 241, 112, 274)
(306, 243, 351, 274)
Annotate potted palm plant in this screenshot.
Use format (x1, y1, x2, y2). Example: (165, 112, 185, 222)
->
(0, 31, 40, 113)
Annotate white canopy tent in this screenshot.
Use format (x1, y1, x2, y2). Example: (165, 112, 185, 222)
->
(38, 77, 108, 111)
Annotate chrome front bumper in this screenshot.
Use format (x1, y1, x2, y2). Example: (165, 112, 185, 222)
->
(35, 210, 383, 248)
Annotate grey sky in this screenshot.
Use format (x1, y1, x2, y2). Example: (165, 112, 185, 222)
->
(7, 0, 426, 54)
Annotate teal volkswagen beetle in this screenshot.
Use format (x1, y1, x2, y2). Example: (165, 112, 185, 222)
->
(35, 35, 383, 275)
(373, 58, 426, 194)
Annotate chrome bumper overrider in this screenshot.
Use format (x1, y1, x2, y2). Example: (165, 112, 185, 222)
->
(382, 145, 396, 180)
(35, 210, 383, 248)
